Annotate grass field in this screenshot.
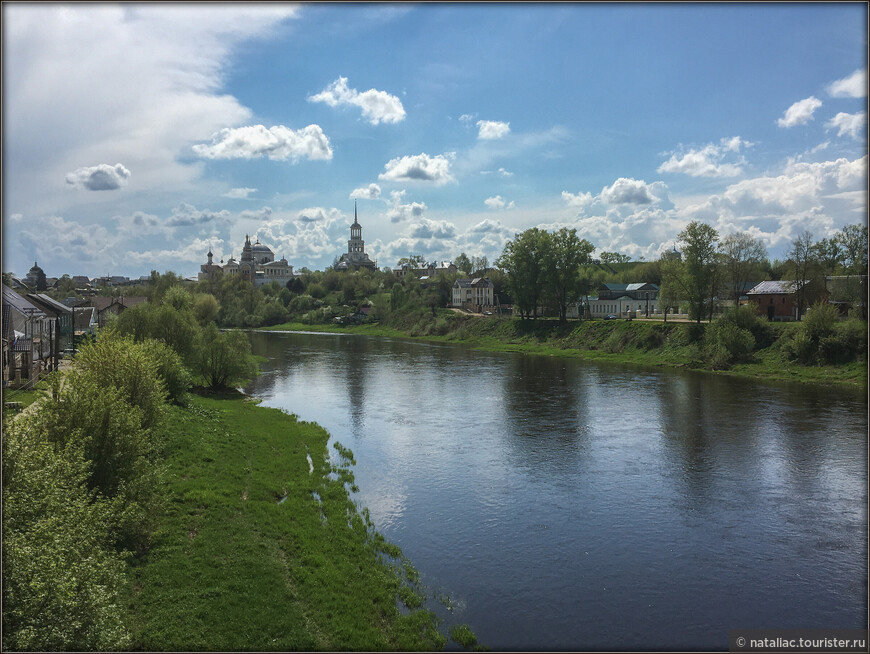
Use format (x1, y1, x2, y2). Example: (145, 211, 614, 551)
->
(129, 391, 449, 651)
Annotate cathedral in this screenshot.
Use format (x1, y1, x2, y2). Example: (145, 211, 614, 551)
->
(334, 203, 377, 271)
(198, 235, 294, 287)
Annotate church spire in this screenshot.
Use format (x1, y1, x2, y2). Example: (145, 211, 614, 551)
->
(353, 200, 359, 226)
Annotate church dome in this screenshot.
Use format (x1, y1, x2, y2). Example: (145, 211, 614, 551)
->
(28, 261, 44, 276)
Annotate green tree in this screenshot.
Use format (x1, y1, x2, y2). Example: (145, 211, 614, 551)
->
(837, 223, 868, 274)
(786, 230, 824, 320)
(542, 228, 595, 322)
(718, 232, 767, 305)
(497, 228, 549, 320)
(453, 252, 473, 275)
(600, 251, 632, 264)
(678, 221, 720, 323)
(194, 324, 259, 390)
(193, 292, 221, 325)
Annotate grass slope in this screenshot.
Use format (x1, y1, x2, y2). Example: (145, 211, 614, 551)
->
(264, 313, 867, 388)
(130, 392, 444, 651)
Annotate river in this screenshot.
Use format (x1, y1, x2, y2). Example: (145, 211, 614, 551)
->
(244, 330, 867, 651)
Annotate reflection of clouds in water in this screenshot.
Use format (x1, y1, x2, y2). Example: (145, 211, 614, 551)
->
(360, 486, 406, 531)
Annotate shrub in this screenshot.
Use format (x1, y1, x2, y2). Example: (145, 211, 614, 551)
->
(140, 339, 191, 404)
(193, 324, 259, 390)
(705, 320, 755, 368)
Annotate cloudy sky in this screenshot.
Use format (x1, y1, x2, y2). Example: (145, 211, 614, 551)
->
(2, 2, 867, 279)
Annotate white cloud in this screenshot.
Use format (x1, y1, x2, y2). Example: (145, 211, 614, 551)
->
(657, 137, 751, 177)
(379, 152, 455, 185)
(827, 68, 867, 98)
(561, 190, 595, 209)
(498, 167, 513, 177)
(459, 113, 477, 124)
(350, 183, 381, 199)
(826, 112, 866, 140)
(223, 187, 257, 199)
(777, 96, 823, 127)
(308, 76, 406, 125)
(477, 120, 511, 140)
(408, 218, 457, 240)
(165, 203, 232, 227)
(193, 124, 333, 161)
(600, 178, 667, 205)
(386, 190, 427, 223)
(294, 206, 344, 224)
(484, 195, 515, 210)
(4, 4, 298, 215)
(65, 163, 131, 190)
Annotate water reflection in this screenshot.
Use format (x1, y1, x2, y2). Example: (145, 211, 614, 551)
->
(244, 331, 868, 650)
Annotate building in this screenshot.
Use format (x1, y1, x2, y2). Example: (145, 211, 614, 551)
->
(2, 284, 51, 386)
(452, 277, 495, 311)
(335, 203, 377, 271)
(197, 236, 294, 287)
(23, 261, 47, 290)
(747, 280, 812, 321)
(393, 260, 458, 278)
(577, 282, 659, 318)
(26, 293, 74, 369)
(90, 296, 148, 328)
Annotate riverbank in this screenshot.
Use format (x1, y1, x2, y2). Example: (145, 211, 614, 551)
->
(263, 314, 867, 389)
(129, 391, 448, 651)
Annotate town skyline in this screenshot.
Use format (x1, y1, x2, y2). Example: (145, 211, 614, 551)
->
(3, 2, 867, 279)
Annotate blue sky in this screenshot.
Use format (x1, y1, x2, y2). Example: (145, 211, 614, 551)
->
(3, 2, 867, 279)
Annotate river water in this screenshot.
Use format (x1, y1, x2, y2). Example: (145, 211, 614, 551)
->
(244, 330, 868, 651)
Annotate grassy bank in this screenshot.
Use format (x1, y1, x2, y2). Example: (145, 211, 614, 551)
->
(130, 391, 447, 651)
(264, 312, 867, 389)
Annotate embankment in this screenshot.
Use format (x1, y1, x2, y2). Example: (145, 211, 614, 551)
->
(264, 314, 867, 388)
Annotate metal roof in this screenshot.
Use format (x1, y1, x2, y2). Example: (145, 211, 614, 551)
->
(747, 280, 807, 295)
(3, 285, 47, 318)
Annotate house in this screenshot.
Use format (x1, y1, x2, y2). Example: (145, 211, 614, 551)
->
(576, 282, 659, 318)
(26, 293, 75, 369)
(73, 306, 98, 335)
(452, 277, 495, 311)
(2, 284, 51, 386)
(747, 280, 814, 321)
(393, 260, 458, 278)
(90, 296, 148, 328)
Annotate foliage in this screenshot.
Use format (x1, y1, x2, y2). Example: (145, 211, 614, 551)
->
(193, 292, 221, 325)
(140, 338, 191, 404)
(193, 324, 259, 390)
(705, 318, 756, 368)
(2, 423, 132, 651)
(542, 227, 595, 322)
(600, 251, 632, 264)
(451, 624, 478, 648)
(718, 232, 768, 303)
(678, 221, 720, 323)
(782, 301, 867, 366)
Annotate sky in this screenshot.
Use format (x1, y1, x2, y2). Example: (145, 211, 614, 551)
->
(2, 2, 867, 279)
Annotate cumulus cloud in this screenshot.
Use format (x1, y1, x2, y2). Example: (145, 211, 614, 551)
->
(379, 152, 455, 185)
(350, 183, 381, 199)
(561, 190, 595, 209)
(193, 124, 333, 161)
(223, 187, 257, 199)
(777, 96, 823, 127)
(826, 112, 866, 140)
(601, 178, 667, 205)
(657, 136, 751, 177)
(484, 195, 516, 210)
(827, 68, 867, 98)
(386, 190, 427, 223)
(459, 113, 477, 124)
(477, 120, 510, 140)
(5, 4, 298, 216)
(308, 76, 405, 125)
(294, 206, 344, 224)
(166, 203, 232, 227)
(65, 163, 130, 190)
(408, 218, 457, 240)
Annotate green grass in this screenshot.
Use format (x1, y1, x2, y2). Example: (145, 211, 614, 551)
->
(263, 314, 865, 389)
(130, 392, 445, 651)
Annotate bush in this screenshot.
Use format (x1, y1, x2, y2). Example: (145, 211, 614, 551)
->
(193, 324, 259, 390)
(140, 339, 191, 404)
(705, 320, 755, 368)
(2, 423, 132, 651)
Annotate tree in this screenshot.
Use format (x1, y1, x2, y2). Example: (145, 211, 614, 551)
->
(497, 228, 549, 320)
(194, 324, 259, 390)
(837, 223, 868, 274)
(678, 221, 720, 323)
(718, 232, 767, 305)
(600, 251, 632, 264)
(453, 253, 473, 275)
(814, 237, 843, 275)
(193, 293, 221, 325)
(542, 228, 595, 322)
(787, 230, 822, 320)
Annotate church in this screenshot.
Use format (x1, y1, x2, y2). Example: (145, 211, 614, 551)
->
(334, 203, 377, 271)
(198, 235, 294, 287)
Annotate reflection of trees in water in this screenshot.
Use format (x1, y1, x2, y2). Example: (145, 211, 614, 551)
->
(501, 354, 590, 473)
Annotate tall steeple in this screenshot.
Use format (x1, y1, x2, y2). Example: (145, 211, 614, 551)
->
(353, 200, 359, 225)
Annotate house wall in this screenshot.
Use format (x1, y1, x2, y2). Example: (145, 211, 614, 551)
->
(749, 293, 797, 320)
